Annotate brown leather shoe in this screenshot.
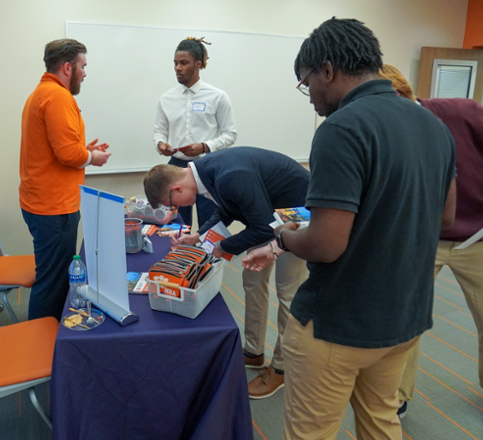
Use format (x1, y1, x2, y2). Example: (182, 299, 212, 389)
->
(244, 352, 265, 369)
(248, 366, 284, 399)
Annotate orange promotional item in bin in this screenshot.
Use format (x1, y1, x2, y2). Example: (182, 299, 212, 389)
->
(148, 245, 211, 297)
(147, 245, 224, 318)
(148, 271, 186, 298)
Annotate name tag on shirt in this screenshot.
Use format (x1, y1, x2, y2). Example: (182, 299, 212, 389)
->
(192, 102, 206, 112)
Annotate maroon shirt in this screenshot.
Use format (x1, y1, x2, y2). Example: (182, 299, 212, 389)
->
(419, 98, 483, 242)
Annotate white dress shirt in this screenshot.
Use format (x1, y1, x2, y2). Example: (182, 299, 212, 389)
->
(153, 79, 237, 161)
(188, 162, 219, 206)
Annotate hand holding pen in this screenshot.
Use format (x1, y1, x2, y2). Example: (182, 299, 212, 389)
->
(170, 231, 201, 247)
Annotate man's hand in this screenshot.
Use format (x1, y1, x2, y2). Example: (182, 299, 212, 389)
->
(90, 150, 112, 166)
(179, 143, 205, 157)
(212, 244, 223, 258)
(242, 244, 275, 272)
(86, 138, 109, 152)
(171, 232, 201, 247)
(274, 221, 299, 236)
(157, 141, 175, 156)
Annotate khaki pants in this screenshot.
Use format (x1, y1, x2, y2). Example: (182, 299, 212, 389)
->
(242, 250, 308, 371)
(283, 315, 418, 440)
(399, 240, 483, 400)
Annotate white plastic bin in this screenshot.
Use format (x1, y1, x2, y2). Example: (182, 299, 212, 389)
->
(147, 261, 224, 319)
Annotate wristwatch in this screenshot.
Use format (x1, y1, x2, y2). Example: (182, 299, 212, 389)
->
(275, 230, 290, 252)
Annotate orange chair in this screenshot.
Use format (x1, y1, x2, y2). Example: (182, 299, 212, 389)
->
(0, 317, 59, 429)
(0, 246, 36, 323)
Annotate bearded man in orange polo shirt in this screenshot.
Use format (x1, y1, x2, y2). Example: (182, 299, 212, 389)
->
(19, 39, 111, 320)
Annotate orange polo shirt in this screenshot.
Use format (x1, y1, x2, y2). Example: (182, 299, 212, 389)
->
(19, 73, 89, 215)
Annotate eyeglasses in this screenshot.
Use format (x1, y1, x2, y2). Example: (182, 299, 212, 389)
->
(168, 189, 175, 211)
(161, 189, 175, 211)
(296, 67, 315, 96)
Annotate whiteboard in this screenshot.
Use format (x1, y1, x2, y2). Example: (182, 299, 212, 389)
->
(67, 22, 316, 174)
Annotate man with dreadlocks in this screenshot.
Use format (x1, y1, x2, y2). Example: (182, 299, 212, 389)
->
(153, 37, 237, 228)
(242, 18, 456, 439)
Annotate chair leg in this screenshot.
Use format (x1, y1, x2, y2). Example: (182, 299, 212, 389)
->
(28, 387, 52, 430)
(2, 289, 19, 323)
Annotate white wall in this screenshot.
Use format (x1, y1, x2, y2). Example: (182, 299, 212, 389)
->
(0, 0, 468, 254)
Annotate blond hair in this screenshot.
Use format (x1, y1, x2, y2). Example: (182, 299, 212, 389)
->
(379, 64, 416, 101)
(143, 164, 185, 209)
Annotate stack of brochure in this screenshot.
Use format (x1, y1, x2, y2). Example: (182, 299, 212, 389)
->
(127, 272, 149, 294)
(271, 206, 311, 229)
(146, 244, 225, 319)
(148, 245, 219, 298)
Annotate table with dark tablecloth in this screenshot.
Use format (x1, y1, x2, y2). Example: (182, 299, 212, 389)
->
(51, 233, 253, 440)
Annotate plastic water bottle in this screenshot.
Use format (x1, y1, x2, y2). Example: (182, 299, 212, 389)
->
(69, 255, 87, 309)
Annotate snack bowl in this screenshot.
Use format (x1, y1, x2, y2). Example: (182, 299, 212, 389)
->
(62, 308, 105, 331)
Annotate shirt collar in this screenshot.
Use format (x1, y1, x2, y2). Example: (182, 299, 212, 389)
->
(338, 79, 396, 110)
(188, 161, 209, 195)
(188, 161, 218, 205)
(182, 78, 203, 94)
(41, 72, 69, 91)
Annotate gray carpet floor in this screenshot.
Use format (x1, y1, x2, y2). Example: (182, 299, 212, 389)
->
(223, 257, 483, 440)
(1, 256, 482, 439)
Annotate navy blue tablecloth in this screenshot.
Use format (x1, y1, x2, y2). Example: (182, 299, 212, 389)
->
(51, 234, 253, 440)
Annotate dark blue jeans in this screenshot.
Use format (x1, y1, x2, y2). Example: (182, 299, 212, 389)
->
(168, 156, 217, 228)
(22, 209, 80, 321)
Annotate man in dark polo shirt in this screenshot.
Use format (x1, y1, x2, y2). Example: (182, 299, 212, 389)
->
(243, 18, 456, 439)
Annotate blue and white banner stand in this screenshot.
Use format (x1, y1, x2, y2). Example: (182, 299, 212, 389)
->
(80, 185, 139, 326)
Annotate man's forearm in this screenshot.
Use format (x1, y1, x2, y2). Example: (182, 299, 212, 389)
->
(275, 227, 341, 263)
(206, 131, 237, 151)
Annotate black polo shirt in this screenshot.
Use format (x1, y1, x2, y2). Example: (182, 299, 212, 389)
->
(291, 80, 456, 348)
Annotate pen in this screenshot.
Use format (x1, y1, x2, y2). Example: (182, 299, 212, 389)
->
(177, 224, 183, 240)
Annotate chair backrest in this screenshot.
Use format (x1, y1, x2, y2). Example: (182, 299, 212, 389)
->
(0, 317, 59, 429)
(0, 317, 59, 388)
(0, 255, 36, 288)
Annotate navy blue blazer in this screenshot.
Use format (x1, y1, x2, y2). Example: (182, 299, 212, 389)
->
(195, 147, 309, 255)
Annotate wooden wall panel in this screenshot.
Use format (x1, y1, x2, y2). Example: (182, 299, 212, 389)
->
(417, 47, 483, 101)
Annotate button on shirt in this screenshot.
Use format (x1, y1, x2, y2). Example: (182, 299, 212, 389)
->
(153, 79, 237, 161)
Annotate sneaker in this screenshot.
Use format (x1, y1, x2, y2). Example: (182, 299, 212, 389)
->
(248, 366, 284, 399)
(244, 352, 265, 369)
(397, 400, 408, 419)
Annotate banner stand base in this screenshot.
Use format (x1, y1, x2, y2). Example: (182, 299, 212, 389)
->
(86, 286, 139, 327)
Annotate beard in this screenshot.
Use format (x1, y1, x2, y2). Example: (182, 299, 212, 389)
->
(69, 65, 81, 95)
(176, 66, 197, 87)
